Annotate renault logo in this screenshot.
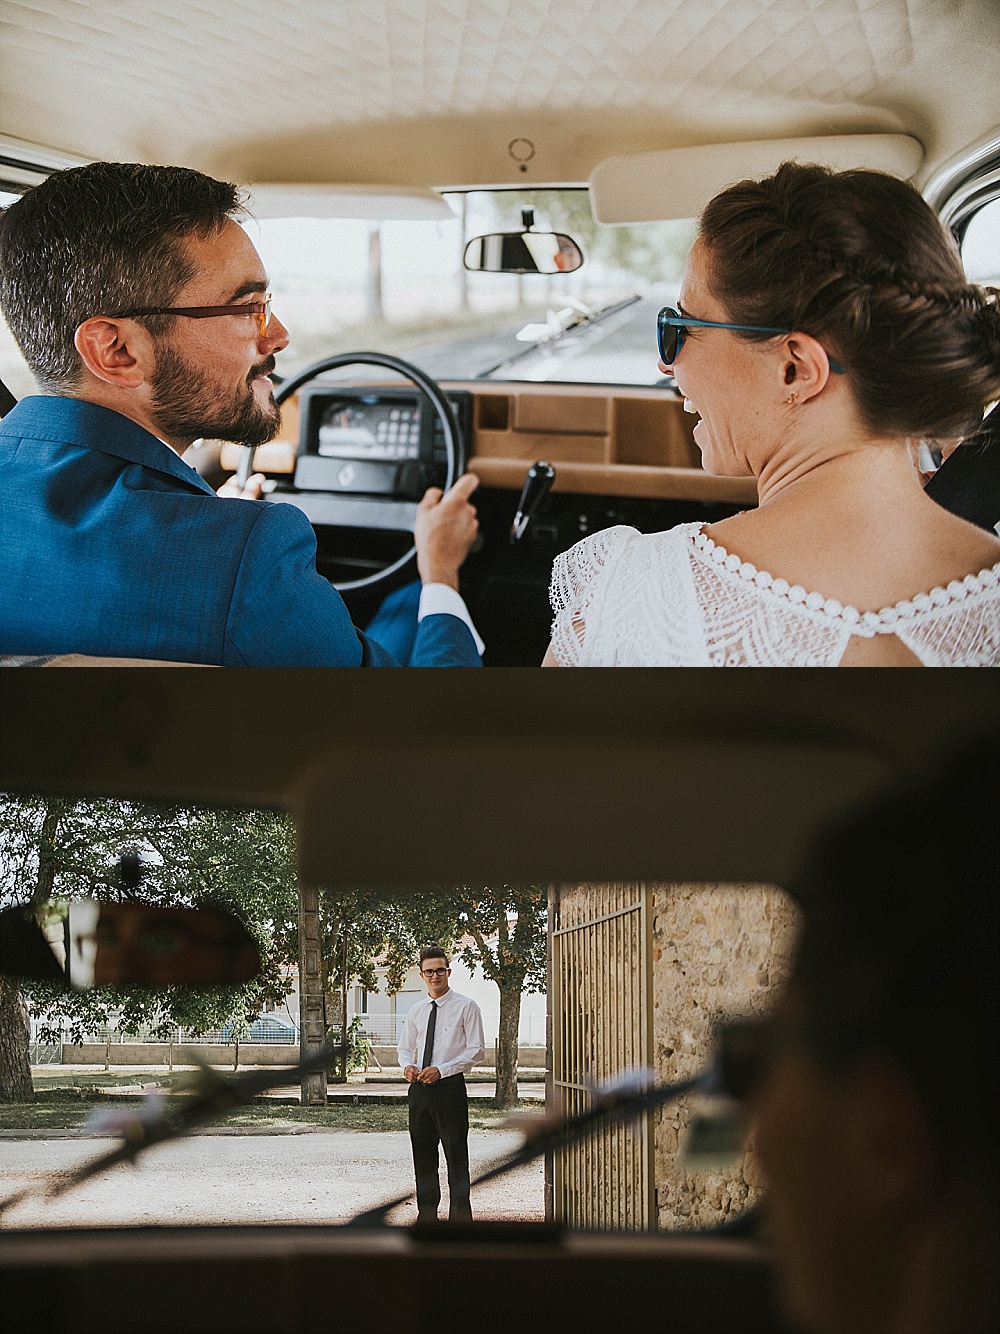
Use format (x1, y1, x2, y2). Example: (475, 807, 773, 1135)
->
(337, 464, 356, 487)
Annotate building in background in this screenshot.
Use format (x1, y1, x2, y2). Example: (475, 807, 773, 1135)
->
(264, 944, 547, 1055)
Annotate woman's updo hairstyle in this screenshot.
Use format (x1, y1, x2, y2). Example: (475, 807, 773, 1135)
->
(699, 162, 1000, 438)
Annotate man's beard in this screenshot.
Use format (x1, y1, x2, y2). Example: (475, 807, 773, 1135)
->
(149, 338, 282, 447)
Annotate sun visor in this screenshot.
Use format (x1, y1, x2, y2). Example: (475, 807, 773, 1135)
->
(243, 182, 455, 221)
(590, 134, 924, 224)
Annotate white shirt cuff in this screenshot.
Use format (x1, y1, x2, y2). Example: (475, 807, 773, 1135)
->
(418, 583, 485, 657)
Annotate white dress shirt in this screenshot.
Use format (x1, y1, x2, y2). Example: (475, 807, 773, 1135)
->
(397, 988, 485, 1079)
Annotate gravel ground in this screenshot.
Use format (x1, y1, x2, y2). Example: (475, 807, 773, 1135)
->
(0, 1132, 543, 1229)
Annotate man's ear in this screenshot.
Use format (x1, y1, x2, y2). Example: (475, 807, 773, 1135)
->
(779, 333, 837, 404)
(73, 317, 152, 390)
(844, 1057, 933, 1210)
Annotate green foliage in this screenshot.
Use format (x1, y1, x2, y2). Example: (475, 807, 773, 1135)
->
(328, 1015, 374, 1072)
(317, 887, 464, 994)
(449, 885, 547, 994)
(0, 795, 300, 1041)
(316, 883, 546, 999)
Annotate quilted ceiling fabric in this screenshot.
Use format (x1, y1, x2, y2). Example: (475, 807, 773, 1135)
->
(1, 0, 998, 187)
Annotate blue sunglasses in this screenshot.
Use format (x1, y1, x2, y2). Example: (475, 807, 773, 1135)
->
(657, 307, 845, 375)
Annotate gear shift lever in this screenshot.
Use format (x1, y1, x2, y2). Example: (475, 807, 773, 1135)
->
(510, 461, 556, 543)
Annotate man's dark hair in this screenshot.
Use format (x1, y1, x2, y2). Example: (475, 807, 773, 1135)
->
(0, 162, 243, 391)
(791, 739, 998, 1192)
(419, 946, 450, 967)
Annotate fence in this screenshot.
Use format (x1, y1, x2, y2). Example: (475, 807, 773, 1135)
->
(28, 1041, 62, 1065)
(32, 1020, 299, 1048)
(550, 882, 654, 1230)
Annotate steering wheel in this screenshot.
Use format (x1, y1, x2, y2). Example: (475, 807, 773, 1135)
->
(251, 352, 466, 593)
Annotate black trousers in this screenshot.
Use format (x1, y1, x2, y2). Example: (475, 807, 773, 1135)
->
(407, 1074, 471, 1220)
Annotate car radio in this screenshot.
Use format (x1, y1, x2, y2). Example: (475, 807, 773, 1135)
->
(263, 381, 471, 533)
(293, 384, 471, 501)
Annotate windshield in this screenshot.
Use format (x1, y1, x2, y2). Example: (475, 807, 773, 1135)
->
(247, 189, 696, 387)
(0, 792, 796, 1235)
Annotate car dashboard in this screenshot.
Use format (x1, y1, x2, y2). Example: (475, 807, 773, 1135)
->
(217, 380, 757, 665)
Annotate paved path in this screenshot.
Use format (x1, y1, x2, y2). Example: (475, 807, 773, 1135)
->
(0, 1132, 543, 1229)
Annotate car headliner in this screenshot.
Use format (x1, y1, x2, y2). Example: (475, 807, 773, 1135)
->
(2, 0, 998, 195)
(0, 673, 995, 892)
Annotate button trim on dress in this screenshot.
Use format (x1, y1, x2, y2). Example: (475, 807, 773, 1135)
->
(690, 527, 1000, 638)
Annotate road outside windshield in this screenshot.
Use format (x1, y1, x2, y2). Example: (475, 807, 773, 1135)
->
(246, 189, 696, 386)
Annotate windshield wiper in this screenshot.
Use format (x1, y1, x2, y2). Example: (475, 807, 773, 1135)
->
(476, 294, 641, 379)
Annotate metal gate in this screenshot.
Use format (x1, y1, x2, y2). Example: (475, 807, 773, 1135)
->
(550, 882, 654, 1230)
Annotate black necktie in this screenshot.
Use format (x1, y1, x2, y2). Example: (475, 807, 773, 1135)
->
(421, 1001, 437, 1069)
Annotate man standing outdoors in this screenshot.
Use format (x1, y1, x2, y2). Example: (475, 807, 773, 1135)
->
(0, 162, 481, 665)
(398, 946, 485, 1222)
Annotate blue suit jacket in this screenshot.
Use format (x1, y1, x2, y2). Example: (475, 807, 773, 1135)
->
(0, 397, 481, 666)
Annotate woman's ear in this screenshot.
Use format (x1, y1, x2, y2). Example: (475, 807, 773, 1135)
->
(73, 318, 152, 389)
(780, 333, 836, 403)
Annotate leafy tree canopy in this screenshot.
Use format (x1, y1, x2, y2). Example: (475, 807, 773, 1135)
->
(318, 883, 547, 995)
(0, 795, 299, 1041)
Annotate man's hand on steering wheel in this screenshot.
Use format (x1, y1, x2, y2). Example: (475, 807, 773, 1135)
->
(415, 472, 480, 590)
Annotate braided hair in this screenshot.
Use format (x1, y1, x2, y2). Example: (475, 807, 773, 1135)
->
(699, 162, 1000, 438)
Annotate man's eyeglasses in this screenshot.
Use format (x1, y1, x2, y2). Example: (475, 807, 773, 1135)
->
(421, 967, 449, 977)
(109, 296, 273, 339)
(657, 306, 845, 374)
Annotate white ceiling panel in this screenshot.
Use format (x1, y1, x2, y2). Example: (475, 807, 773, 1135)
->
(1, 0, 998, 189)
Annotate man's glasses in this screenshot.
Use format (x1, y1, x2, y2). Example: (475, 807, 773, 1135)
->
(421, 967, 449, 977)
(109, 296, 273, 339)
(657, 306, 845, 374)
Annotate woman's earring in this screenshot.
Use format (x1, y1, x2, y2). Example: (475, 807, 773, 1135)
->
(784, 390, 798, 405)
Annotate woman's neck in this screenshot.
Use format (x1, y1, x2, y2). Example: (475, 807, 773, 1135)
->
(751, 411, 919, 511)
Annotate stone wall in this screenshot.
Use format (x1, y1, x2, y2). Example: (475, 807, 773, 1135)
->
(651, 883, 799, 1230)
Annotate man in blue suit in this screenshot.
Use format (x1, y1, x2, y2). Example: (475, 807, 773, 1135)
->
(0, 163, 483, 666)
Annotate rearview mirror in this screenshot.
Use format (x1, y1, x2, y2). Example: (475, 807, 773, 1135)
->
(0, 900, 261, 988)
(464, 231, 583, 275)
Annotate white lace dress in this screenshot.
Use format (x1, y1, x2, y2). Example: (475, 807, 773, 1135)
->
(549, 521, 1000, 666)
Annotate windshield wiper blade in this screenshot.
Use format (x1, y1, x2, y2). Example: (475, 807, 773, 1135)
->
(476, 294, 642, 379)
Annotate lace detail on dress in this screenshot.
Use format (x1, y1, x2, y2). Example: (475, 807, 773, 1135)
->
(548, 520, 1000, 667)
(689, 529, 1000, 666)
(688, 557, 850, 666)
(894, 600, 1000, 666)
(550, 523, 709, 665)
(549, 526, 636, 666)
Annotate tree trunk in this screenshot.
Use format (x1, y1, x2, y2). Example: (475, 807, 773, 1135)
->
(32, 797, 65, 907)
(366, 225, 384, 323)
(457, 195, 469, 312)
(495, 977, 523, 1108)
(0, 978, 35, 1102)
